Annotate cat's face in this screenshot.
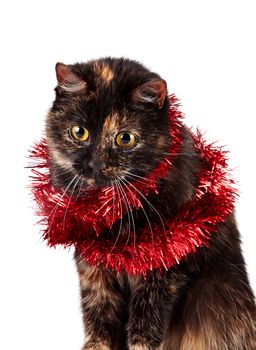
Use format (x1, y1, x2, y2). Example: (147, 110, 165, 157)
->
(46, 58, 170, 192)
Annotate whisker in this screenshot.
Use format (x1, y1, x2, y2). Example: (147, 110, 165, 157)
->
(123, 170, 155, 184)
(124, 167, 170, 182)
(63, 175, 81, 229)
(116, 177, 134, 246)
(108, 179, 116, 232)
(122, 176, 166, 233)
(109, 180, 123, 254)
(164, 152, 199, 157)
(48, 174, 79, 219)
(120, 177, 155, 248)
(50, 168, 74, 179)
(127, 170, 170, 182)
(145, 150, 199, 157)
(46, 174, 79, 236)
(75, 177, 84, 199)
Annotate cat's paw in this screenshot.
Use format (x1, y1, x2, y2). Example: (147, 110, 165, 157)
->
(129, 344, 163, 350)
(82, 342, 111, 350)
(129, 345, 147, 350)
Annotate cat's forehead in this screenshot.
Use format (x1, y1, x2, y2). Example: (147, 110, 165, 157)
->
(51, 58, 168, 135)
(74, 57, 160, 93)
(93, 61, 114, 86)
(103, 113, 120, 133)
(102, 113, 140, 135)
(94, 111, 141, 143)
(50, 94, 140, 133)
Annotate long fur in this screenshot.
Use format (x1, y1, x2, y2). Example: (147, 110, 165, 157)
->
(45, 57, 256, 350)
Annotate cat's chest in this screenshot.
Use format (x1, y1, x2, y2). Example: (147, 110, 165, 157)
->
(75, 253, 142, 296)
(116, 272, 142, 298)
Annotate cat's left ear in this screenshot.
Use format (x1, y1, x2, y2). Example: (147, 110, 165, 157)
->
(131, 79, 167, 109)
(55, 63, 87, 93)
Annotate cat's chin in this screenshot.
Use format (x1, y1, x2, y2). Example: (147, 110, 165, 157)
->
(84, 178, 96, 187)
(83, 177, 112, 190)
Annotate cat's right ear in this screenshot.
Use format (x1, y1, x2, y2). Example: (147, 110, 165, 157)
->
(55, 63, 86, 94)
(131, 79, 167, 109)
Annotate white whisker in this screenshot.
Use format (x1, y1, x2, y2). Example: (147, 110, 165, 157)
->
(123, 170, 154, 184)
(109, 180, 123, 254)
(120, 177, 155, 248)
(46, 174, 79, 236)
(116, 177, 134, 246)
(75, 177, 84, 199)
(122, 176, 166, 233)
(108, 179, 116, 232)
(63, 175, 81, 229)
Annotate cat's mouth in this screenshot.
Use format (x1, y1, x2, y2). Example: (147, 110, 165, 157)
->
(81, 173, 137, 192)
(82, 174, 116, 189)
(81, 167, 130, 189)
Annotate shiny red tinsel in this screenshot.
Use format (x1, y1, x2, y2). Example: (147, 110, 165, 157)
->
(29, 95, 237, 275)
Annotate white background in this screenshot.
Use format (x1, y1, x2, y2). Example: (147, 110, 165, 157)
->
(0, 1, 255, 349)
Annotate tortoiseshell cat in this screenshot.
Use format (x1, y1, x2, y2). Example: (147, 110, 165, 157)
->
(45, 57, 256, 350)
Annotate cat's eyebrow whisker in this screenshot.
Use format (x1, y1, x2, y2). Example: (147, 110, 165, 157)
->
(123, 176, 166, 233)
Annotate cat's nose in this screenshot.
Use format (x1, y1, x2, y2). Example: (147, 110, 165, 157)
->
(88, 159, 106, 173)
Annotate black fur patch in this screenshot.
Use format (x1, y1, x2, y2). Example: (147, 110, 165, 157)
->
(47, 58, 256, 350)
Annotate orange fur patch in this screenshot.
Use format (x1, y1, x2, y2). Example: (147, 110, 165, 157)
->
(94, 63, 114, 85)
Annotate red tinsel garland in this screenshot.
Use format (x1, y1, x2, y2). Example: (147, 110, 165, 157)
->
(29, 95, 237, 275)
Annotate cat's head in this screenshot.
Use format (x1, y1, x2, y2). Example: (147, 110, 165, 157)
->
(46, 57, 170, 192)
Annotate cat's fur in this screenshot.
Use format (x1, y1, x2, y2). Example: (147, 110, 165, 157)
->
(45, 57, 256, 350)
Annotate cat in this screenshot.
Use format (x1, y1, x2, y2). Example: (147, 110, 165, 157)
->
(45, 57, 256, 350)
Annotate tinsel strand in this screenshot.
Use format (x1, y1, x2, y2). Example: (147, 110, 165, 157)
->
(29, 95, 237, 275)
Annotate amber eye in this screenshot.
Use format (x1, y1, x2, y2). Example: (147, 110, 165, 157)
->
(116, 132, 137, 148)
(70, 126, 89, 141)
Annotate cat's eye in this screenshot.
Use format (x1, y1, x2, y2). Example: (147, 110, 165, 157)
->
(70, 126, 89, 142)
(116, 132, 137, 149)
